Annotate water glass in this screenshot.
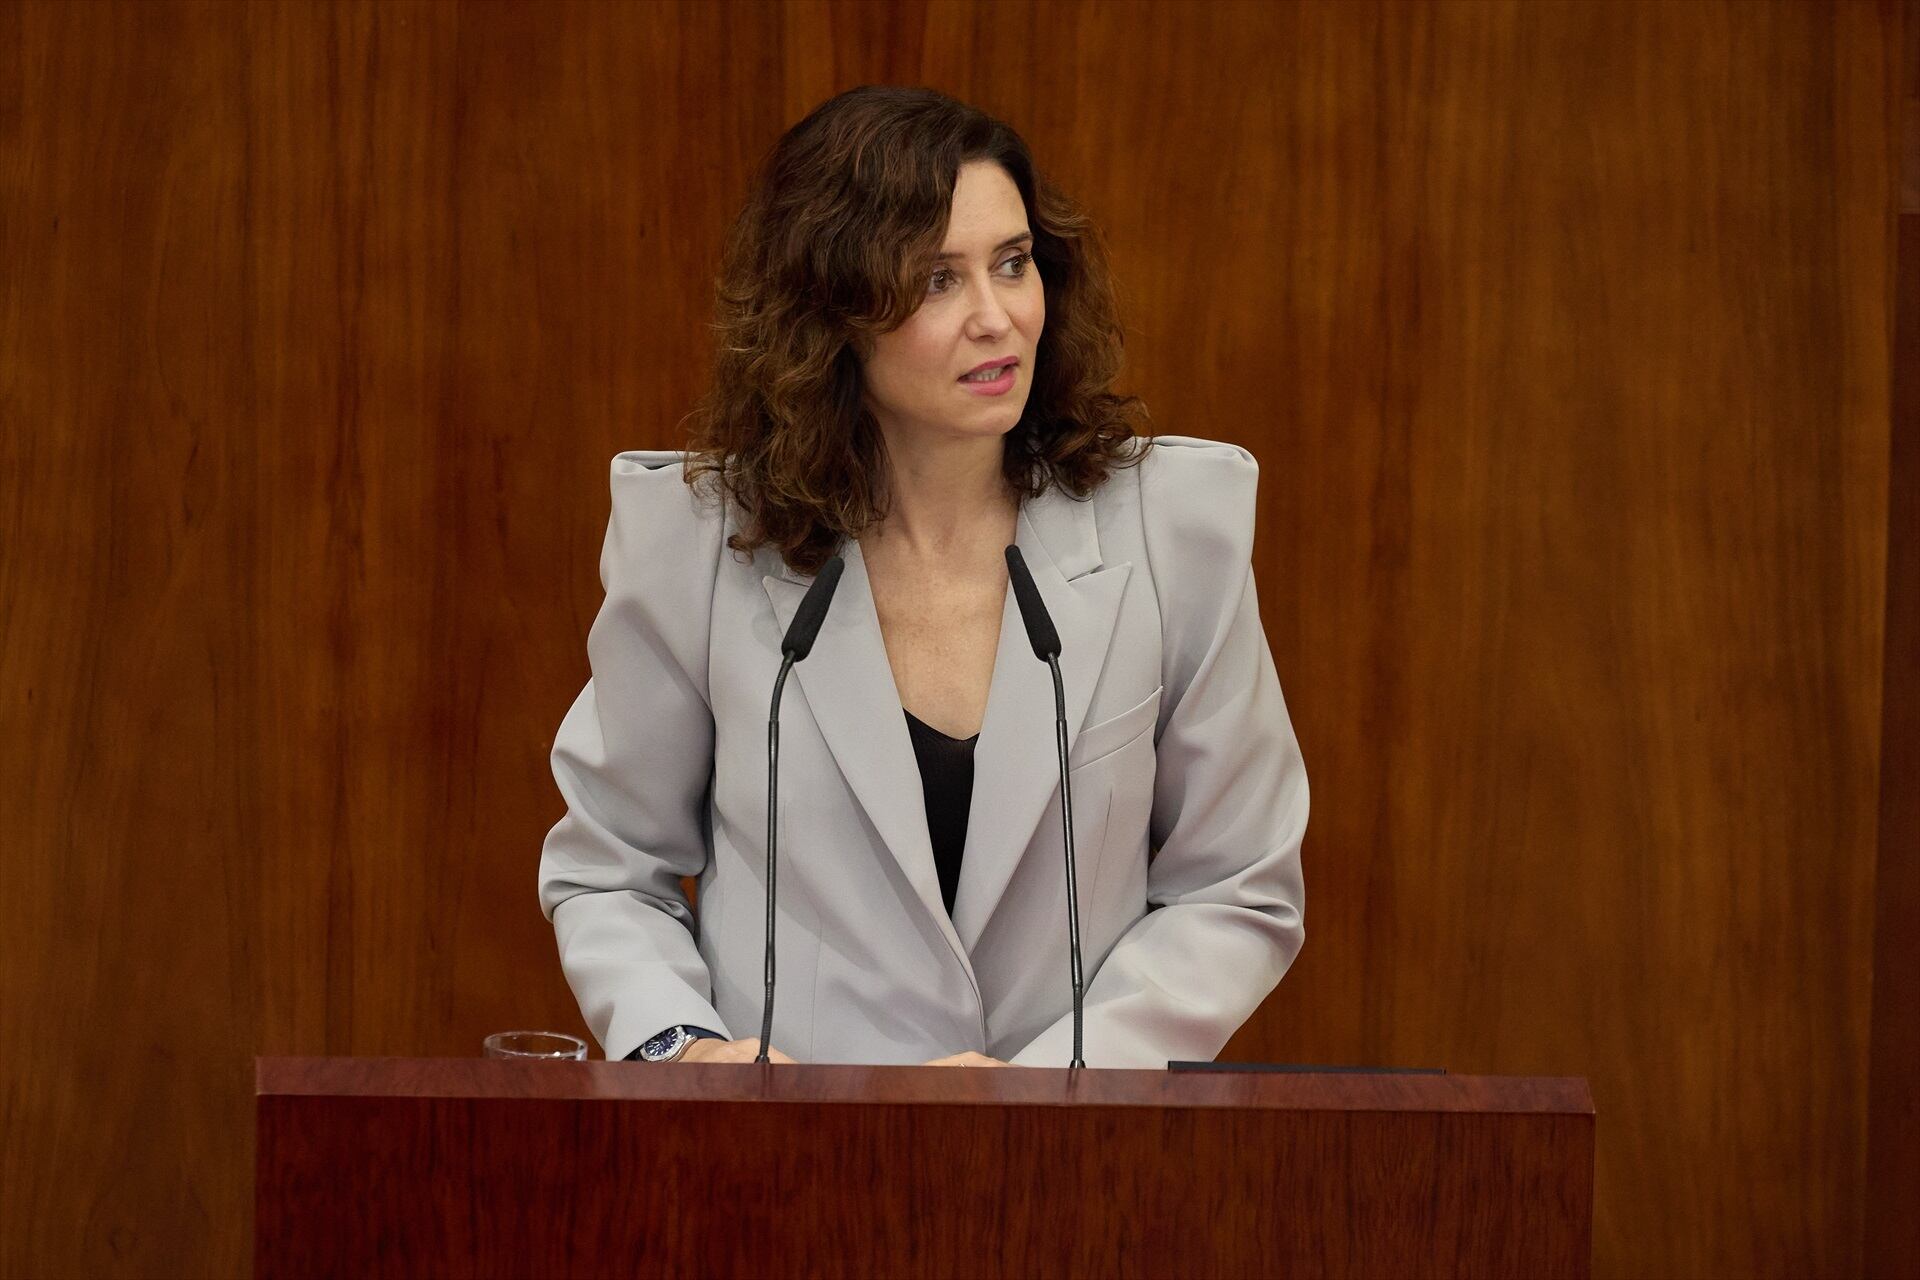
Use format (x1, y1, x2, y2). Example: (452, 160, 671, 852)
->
(483, 1030, 588, 1061)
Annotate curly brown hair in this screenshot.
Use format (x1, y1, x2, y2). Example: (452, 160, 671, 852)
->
(679, 85, 1153, 576)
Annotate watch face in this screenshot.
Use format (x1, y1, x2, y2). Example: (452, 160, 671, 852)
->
(641, 1027, 686, 1061)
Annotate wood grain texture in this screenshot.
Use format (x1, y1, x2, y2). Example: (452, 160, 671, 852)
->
(1196, 3, 1895, 1277)
(1865, 3, 1920, 1274)
(0, 2, 1898, 1277)
(254, 1059, 1596, 1279)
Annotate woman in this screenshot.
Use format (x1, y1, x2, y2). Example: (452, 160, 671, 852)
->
(537, 86, 1307, 1068)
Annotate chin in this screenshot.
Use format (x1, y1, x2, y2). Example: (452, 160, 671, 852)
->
(954, 412, 1022, 440)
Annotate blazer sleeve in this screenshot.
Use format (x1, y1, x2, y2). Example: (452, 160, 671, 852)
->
(537, 452, 733, 1060)
(1008, 437, 1308, 1067)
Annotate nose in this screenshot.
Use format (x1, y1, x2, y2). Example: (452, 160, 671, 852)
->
(962, 276, 1014, 334)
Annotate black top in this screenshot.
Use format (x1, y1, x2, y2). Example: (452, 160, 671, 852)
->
(903, 708, 978, 916)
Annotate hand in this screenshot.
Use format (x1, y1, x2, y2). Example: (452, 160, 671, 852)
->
(681, 1037, 797, 1064)
(922, 1051, 1008, 1067)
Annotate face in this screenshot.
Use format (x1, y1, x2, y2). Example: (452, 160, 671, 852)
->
(858, 160, 1045, 447)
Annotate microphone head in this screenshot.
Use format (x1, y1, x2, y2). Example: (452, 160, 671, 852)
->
(1004, 545, 1061, 661)
(781, 554, 845, 660)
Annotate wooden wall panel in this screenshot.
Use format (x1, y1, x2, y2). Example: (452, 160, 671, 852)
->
(1197, 5, 1896, 1277)
(0, 2, 1899, 1277)
(1865, 3, 1920, 1272)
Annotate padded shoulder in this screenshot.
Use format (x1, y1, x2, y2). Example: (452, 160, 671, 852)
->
(601, 449, 727, 593)
(1137, 435, 1261, 696)
(1138, 434, 1260, 573)
(612, 449, 690, 474)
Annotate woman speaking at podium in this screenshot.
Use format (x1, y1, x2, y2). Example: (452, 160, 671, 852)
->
(537, 86, 1308, 1069)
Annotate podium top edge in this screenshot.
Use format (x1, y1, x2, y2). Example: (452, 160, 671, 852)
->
(254, 1057, 1595, 1116)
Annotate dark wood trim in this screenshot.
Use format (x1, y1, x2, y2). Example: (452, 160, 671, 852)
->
(1865, 2, 1920, 1274)
(256, 1053, 1596, 1111)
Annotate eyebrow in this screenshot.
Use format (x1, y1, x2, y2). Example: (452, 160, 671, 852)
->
(931, 231, 1034, 262)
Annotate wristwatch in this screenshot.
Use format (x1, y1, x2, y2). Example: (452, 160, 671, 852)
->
(635, 1025, 701, 1063)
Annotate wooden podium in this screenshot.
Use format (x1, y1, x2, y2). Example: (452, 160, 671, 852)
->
(254, 1056, 1594, 1278)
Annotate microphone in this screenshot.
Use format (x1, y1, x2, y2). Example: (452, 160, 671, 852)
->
(780, 555, 844, 661)
(758, 554, 846, 1063)
(1004, 546, 1087, 1069)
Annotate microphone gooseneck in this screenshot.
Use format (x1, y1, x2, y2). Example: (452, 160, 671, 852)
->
(759, 555, 846, 1064)
(1004, 545, 1087, 1069)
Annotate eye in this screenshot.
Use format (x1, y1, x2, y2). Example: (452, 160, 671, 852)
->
(927, 251, 1035, 295)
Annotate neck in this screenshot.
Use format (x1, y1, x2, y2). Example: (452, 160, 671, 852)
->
(869, 427, 1018, 559)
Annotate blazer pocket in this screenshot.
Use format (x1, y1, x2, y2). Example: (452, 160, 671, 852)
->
(1068, 684, 1163, 772)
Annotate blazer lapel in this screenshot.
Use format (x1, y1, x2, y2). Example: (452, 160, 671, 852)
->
(762, 542, 973, 977)
(950, 487, 1131, 952)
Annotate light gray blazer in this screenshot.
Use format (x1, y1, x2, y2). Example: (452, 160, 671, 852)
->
(537, 434, 1307, 1067)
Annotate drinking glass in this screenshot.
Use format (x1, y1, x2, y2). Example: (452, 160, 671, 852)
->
(483, 1030, 588, 1061)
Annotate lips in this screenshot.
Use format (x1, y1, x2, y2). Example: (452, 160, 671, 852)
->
(959, 357, 1019, 380)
